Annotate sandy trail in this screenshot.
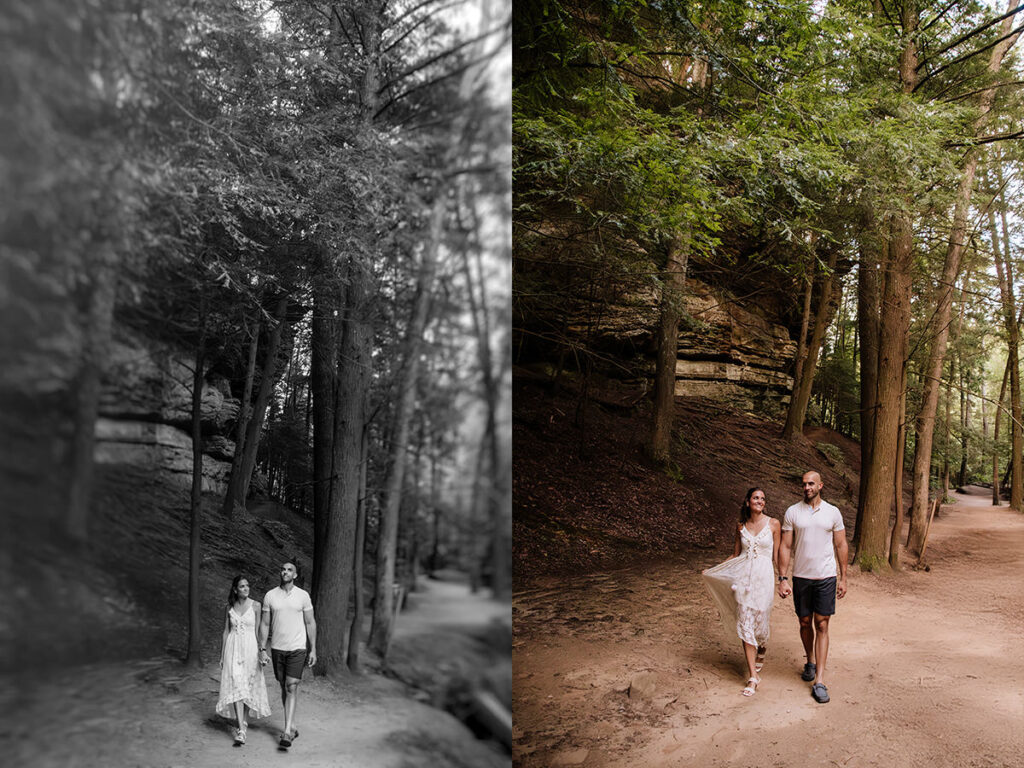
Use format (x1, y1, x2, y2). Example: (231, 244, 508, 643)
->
(513, 488, 1024, 768)
(7, 577, 509, 768)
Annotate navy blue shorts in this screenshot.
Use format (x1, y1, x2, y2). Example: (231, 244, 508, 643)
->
(271, 648, 307, 681)
(792, 576, 837, 618)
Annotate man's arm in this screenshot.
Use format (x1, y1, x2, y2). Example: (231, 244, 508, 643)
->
(777, 529, 793, 598)
(258, 601, 271, 664)
(834, 528, 849, 598)
(304, 609, 317, 667)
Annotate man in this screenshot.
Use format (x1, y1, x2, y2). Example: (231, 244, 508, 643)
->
(258, 561, 317, 747)
(777, 471, 848, 704)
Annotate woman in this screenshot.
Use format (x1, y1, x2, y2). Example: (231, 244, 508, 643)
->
(702, 487, 781, 696)
(216, 575, 271, 744)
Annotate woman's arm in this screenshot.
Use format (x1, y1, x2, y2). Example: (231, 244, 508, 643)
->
(731, 524, 742, 557)
(772, 518, 781, 570)
(253, 602, 262, 642)
(220, 608, 230, 665)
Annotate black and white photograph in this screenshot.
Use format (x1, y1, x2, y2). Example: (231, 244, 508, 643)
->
(2, 1, 511, 765)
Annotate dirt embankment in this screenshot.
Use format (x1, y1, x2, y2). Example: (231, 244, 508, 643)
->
(514, 377, 863, 584)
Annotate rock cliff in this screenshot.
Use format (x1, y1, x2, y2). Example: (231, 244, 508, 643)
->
(554, 275, 798, 416)
(97, 330, 237, 494)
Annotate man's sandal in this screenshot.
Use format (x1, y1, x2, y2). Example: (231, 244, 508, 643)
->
(755, 646, 767, 672)
(742, 677, 760, 696)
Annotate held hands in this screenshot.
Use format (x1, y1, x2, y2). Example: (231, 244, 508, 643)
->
(258, 649, 268, 666)
(777, 579, 792, 599)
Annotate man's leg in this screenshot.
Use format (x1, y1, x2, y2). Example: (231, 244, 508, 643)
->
(282, 676, 301, 738)
(813, 613, 830, 684)
(799, 614, 814, 663)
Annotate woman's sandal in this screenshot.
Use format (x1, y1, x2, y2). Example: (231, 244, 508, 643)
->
(742, 677, 760, 696)
(755, 646, 767, 673)
(233, 728, 244, 745)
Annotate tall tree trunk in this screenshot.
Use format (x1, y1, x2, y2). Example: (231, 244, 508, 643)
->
(888, 376, 907, 569)
(907, 173, 975, 551)
(314, 2, 382, 674)
(942, 359, 952, 500)
(788, 259, 815, 429)
(185, 307, 207, 667)
(958, 352, 968, 488)
(222, 296, 289, 511)
(459, 198, 513, 602)
(650, 231, 690, 462)
(854, 235, 881, 552)
(857, 213, 913, 571)
(369, 187, 444, 658)
(858, 2, 918, 570)
(783, 250, 840, 440)
(993, 201, 1023, 511)
(993, 348, 1010, 504)
(310, 262, 339, 597)
(347, 428, 369, 673)
(222, 317, 259, 518)
(65, 248, 117, 541)
(315, 255, 372, 674)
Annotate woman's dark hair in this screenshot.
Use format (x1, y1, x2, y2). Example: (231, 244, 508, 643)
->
(740, 487, 765, 523)
(227, 575, 249, 606)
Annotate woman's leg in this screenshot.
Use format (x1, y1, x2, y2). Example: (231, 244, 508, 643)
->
(742, 641, 758, 681)
(234, 701, 245, 737)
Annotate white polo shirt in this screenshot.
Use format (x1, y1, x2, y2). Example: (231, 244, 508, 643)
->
(782, 499, 845, 579)
(264, 585, 313, 652)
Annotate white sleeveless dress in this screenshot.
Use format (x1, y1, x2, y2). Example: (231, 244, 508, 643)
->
(702, 523, 774, 647)
(216, 603, 272, 719)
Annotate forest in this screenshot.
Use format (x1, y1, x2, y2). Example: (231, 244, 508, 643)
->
(512, 2, 1024, 766)
(514, 0, 1024, 571)
(3, 1, 511, 765)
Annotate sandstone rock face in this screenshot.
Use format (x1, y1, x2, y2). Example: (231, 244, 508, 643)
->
(95, 331, 240, 492)
(94, 418, 232, 494)
(676, 279, 795, 414)
(564, 277, 796, 416)
(101, 332, 239, 430)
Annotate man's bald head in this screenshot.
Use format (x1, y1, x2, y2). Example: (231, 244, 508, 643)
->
(802, 471, 823, 504)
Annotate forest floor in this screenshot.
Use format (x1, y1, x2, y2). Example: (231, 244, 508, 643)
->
(7, 573, 510, 768)
(514, 490, 1024, 768)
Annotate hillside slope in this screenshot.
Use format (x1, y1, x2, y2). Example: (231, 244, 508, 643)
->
(514, 375, 868, 584)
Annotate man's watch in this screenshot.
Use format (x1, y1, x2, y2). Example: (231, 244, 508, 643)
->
(778, 576, 788, 582)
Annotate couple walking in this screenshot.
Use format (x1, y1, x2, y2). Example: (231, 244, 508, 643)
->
(215, 561, 318, 748)
(703, 471, 849, 704)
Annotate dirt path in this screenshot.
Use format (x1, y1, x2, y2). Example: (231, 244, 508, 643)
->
(7, 578, 510, 768)
(513, 488, 1024, 768)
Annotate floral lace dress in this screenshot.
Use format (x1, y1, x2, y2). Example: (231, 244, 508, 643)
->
(216, 602, 271, 719)
(702, 523, 775, 647)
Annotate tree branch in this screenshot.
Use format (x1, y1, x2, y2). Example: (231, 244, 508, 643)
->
(377, 22, 507, 95)
(947, 126, 1024, 146)
(920, 0, 964, 33)
(914, 22, 1024, 92)
(942, 78, 1024, 102)
(917, 2, 1024, 68)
